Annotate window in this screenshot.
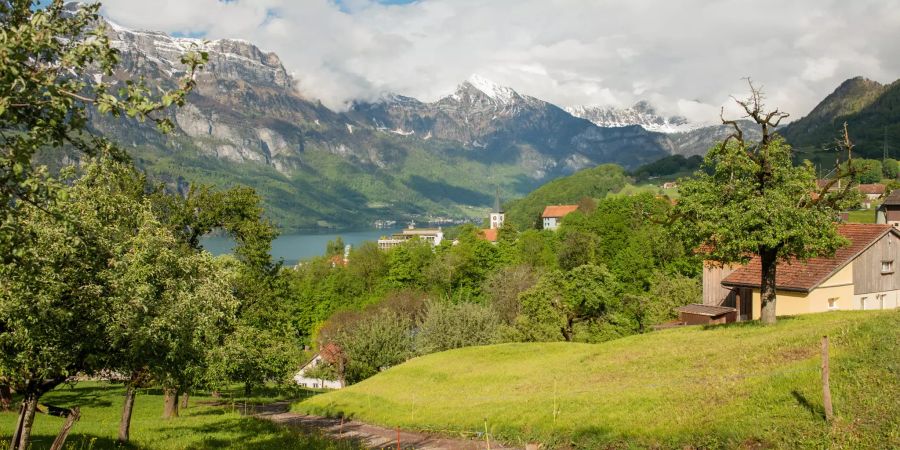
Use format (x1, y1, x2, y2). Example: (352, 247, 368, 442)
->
(828, 298, 839, 310)
(882, 260, 894, 274)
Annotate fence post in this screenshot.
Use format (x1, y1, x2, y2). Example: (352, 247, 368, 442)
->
(822, 335, 834, 423)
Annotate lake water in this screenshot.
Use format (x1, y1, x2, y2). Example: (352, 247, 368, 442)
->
(201, 228, 403, 266)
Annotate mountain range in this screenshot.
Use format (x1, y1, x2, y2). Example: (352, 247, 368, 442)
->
(82, 15, 892, 231)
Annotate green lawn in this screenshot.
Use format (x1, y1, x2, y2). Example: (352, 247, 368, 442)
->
(295, 310, 900, 449)
(1, 383, 359, 449)
(846, 209, 877, 223)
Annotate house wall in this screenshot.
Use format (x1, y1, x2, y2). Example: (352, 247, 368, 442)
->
(852, 231, 900, 295)
(750, 264, 855, 319)
(293, 355, 343, 389)
(703, 263, 738, 306)
(543, 217, 559, 230)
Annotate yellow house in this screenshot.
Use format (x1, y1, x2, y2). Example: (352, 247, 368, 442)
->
(718, 224, 900, 319)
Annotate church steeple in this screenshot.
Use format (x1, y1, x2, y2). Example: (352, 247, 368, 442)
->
(490, 186, 505, 229)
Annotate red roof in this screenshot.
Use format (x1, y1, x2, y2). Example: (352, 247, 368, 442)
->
(541, 205, 579, 218)
(858, 183, 885, 195)
(480, 228, 499, 242)
(722, 224, 896, 292)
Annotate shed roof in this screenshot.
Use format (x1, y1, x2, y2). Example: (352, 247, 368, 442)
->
(541, 205, 579, 218)
(880, 189, 900, 207)
(722, 223, 896, 292)
(677, 304, 736, 317)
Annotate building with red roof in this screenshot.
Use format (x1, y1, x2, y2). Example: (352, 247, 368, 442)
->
(703, 224, 900, 320)
(541, 205, 579, 230)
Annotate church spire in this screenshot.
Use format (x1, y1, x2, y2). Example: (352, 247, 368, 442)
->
(493, 186, 503, 214)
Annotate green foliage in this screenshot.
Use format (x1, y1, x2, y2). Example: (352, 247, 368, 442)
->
(334, 310, 414, 384)
(325, 236, 346, 257)
(517, 264, 623, 342)
(676, 137, 855, 265)
(883, 158, 899, 179)
(415, 301, 500, 354)
(841, 158, 883, 184)
(0, 0, 205, 227)
(503, 164, 629, 229)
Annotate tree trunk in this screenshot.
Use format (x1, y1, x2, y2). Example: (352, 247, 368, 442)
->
(180, 391, 189, 409)
(0, 385, 12, 412)
(49, 407, 80, 450)
(8, 402, 25, 450)
(118, 384, 137, 443)
(560, 318, 574, 341)
(162, 388, 179, 419)
(759, 247, 779, 325)
(244, 382, 252, 397)
(13, 394, 39, 450)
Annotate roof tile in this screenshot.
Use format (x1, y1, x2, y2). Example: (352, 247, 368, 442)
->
(722, 223, 894, 291)
(542, 205, 579, 218)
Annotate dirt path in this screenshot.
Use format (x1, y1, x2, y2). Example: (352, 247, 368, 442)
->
(248, 401, 521, 450)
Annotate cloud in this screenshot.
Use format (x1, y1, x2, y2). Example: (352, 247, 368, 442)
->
(100, 0, 900, 124)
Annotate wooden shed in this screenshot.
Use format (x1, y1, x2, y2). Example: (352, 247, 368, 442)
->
(676, 304, 737, 325)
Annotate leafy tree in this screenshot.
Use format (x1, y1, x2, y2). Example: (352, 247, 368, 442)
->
(416, 301, 499, 354)
(334, 310, 414, 384)
(674, 85, 859, 324)
(627, 272, 701, 332)
(326, 236, 346, 257)
(483, 265, 541, 324)
(841, 158, 882, 184)
(883, 158, 899, 179)
(556, 229, 598, 270)
(517, 264, 622, 341)
(386, 238, 436, 288)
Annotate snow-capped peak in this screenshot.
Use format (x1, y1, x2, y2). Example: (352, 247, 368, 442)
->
(565, 102, 700, 134)
(462, 74, 519, 103)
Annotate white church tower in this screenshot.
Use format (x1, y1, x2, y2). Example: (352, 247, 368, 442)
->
(489, 187, 505, 229)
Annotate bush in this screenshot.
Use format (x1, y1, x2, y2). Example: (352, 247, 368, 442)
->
(416, 301, 500, 354)
(335, 310, 414, 384)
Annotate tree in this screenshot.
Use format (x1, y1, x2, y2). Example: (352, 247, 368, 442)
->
(416, 301, 499, 354)
(841, 158, 882, 184)
(0, 2, 205, 446)
(334, 310, 413, 384)
(326, 236, 346, 257)
(483, 265, 541, 324)
(518, 264, 621, 341)
(883, 158, 899, 180)
(673, 83, 859, 325)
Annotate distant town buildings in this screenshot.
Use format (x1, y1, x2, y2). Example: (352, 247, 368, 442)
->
(542, 205, 579, 230)
(662, 181, 678, 189)
(377, 222, 445, 250)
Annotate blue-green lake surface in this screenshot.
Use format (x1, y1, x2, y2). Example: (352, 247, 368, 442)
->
(201, 228, 403, 266)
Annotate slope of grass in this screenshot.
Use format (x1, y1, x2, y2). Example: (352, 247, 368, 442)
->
(0, 383, 358, 450)
(294, 311, 899, 449)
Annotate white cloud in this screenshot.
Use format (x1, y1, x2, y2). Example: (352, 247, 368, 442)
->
(100, 0, 900, 124)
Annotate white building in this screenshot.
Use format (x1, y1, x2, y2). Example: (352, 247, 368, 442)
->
(294, 348, 343, 390)
(378, 223, 444, 250)
(541, 205, 579, 231)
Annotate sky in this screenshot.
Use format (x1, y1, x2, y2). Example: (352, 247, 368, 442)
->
(99, 0, 900, 124)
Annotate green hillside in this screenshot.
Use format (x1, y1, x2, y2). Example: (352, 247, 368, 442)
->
(503, 164, 632, 229)
(294, 311, 899, 449)
(783, 77, 900, 165)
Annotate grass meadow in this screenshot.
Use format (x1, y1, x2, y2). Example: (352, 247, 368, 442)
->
(0, 383, 360, 449)
(295, 310, 900, 449)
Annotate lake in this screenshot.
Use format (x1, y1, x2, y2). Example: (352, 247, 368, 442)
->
(201, 228, 404, 266)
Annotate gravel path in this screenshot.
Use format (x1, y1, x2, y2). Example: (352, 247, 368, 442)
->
(248, 401, 521, 450)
